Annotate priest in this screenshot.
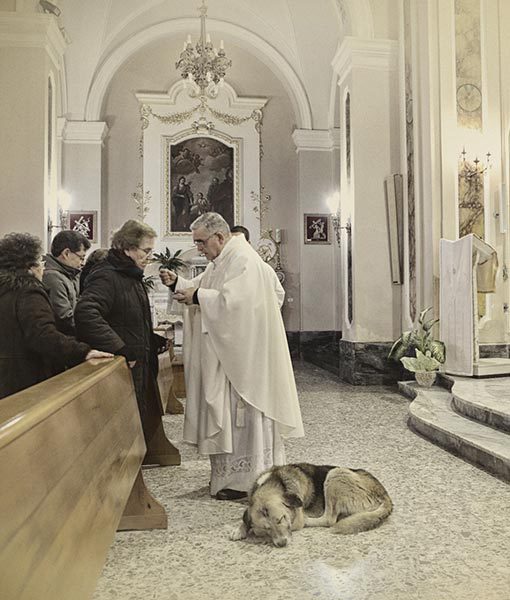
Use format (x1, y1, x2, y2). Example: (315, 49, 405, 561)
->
(160, 212, 304, 500)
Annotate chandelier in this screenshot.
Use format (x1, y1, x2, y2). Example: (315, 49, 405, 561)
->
(175, 0, 232, 98)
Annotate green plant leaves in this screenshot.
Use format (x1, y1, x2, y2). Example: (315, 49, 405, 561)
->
(388, 306, 446, 368)
(400, 349, 441, 373)
(153, 247, 187, 273)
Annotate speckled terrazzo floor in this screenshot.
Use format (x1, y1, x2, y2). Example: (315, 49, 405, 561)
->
(94, 362, 510, 600)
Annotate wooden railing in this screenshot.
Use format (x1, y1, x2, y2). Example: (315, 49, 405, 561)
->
(0, 357, 165, 600)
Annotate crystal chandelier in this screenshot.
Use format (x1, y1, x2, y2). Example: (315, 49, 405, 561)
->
(175, 0, 232, 98)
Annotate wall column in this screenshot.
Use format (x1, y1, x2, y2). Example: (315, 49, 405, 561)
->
(61, 121, 108, 248)
(292, 129, 342, 372)
(332, 37, 402, 383)
(0, 12, 65, 243)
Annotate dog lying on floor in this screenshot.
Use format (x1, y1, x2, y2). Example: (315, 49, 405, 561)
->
(229, 463, 393, 547)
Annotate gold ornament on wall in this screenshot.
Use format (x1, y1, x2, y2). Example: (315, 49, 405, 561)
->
(132, 184, 151, 222)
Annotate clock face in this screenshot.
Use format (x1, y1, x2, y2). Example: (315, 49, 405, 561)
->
(457, 83, 482, 112)
(256, 238, 277, 262)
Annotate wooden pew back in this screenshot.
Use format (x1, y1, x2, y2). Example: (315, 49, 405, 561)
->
(0, 357, 145, 600)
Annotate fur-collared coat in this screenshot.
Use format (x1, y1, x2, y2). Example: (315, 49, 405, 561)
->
(0, 270, 91, 400)
(75, 250, 164, 441)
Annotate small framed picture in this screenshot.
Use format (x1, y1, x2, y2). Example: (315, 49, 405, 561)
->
(304, 214, 331, 245)
(67, 211, 98, 243)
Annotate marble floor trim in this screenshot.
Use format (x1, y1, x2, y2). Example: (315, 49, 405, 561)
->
(94, 362, 510, 600)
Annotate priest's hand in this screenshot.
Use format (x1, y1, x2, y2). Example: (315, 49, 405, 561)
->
(159, 268, 177, 287)
(174, 287, 196, 305)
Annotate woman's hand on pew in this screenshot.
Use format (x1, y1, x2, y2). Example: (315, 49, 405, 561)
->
(85, 349, 114, 362)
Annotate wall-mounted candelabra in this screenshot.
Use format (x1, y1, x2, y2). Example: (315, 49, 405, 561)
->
(47, 190, 71, 235)
(459, 148, 491, 191)
(331, 211, 351, 247)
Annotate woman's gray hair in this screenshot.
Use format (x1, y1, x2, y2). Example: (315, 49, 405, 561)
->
(111, 219, 157, 251)
(190, 212, 231, 236)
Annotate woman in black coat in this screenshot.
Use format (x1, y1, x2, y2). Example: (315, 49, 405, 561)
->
(75, 220, 166, 443)
(0, 233, 111, 400)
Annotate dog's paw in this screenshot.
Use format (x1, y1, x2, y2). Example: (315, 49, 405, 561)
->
(228, 525, 247, 541)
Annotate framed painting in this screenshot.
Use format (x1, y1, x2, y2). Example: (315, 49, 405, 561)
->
(67, 211, 98, 243)
(165, 136, 237, 234)
(304, 214, 331, 245)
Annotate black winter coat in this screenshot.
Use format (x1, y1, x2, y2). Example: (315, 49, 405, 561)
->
(0, 270, 90, 400)
(74, 250, 163, 439)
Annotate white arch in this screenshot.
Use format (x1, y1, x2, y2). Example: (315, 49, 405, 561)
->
(85, 18, 312, 129)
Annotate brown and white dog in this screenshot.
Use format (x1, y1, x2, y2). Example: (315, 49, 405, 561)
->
(229, 463, 393, 547)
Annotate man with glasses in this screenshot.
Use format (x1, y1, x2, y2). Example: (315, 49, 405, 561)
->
(160, 212, 304, 500)
(43, 230, 90, 335)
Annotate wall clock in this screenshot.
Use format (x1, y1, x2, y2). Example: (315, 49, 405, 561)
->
(457, 83, 482, 112)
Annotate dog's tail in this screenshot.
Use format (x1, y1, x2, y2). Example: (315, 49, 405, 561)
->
(332, 495, 393, 535)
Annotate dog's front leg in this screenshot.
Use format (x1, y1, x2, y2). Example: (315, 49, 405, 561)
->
(229, 508, 251, 541)
(229, 521, 248, 541)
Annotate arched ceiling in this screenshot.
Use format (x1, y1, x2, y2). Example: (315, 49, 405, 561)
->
(58, 0, 388, 127)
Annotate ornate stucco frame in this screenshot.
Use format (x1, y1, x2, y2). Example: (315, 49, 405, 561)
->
(136, 81, 267, 249)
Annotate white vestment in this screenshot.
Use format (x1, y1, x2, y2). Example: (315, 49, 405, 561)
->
(175, 235, 303, 493)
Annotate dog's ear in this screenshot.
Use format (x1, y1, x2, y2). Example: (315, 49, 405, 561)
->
(283, 493, 303, 509)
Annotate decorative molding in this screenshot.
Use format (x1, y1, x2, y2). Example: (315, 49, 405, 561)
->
(332, 37, 398, 86)
(85, 19, 312, 128)
(63, 121, 109, 144)
(0, 13, 66, 69)
(137, 87, 265, 135)
(292, 129, 339, 152)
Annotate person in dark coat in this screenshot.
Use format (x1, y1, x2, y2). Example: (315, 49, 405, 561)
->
(43, 229, 91, 335)
(0, 232, 112, 400)
(75, 220, 166, 443)
(79, 247, 108, 293)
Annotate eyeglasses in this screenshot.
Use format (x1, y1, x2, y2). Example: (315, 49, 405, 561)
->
(193, 233, 217, 247)
(137, 247, 153, 256)
(70, 250, 87, 262)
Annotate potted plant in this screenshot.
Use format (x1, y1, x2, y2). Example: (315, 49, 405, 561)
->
(152, 248, 187, 273)
(388, 306, 446, 387)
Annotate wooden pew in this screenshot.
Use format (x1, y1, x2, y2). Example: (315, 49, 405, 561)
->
(0, 357, 166, 600)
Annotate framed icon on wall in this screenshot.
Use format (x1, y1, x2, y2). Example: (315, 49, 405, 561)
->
(67, 211, 98, 243)
(304, 214, 331, 245)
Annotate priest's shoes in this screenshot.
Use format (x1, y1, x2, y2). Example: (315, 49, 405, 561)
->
(215, 488, 247, 501)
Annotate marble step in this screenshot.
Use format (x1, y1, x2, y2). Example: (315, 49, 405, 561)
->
(450, 378, 510, 433)
(398, 381, 510, 482)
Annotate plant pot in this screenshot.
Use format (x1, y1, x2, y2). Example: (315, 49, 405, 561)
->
(415, 371, 437, 387)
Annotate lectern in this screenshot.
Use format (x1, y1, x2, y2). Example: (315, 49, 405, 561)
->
(440, 234, 500, 376)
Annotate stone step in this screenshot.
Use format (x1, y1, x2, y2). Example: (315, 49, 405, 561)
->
(451, 378, 510, 433)
(398, 381, 510, 482)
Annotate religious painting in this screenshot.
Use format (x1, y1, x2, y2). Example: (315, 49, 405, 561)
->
(167, 137, 236, 233)
(304, 214, 331, 245)
(67, 211, 98, 243)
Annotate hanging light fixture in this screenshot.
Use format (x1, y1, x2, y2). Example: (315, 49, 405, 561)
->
(175, 0, 232, 98)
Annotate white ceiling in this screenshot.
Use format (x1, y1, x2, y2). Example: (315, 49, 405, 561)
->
(55, 0, 393, 126)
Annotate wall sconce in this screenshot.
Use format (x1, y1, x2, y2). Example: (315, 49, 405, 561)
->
(327, 192, 351, 247)
(47, 190, 71, 235)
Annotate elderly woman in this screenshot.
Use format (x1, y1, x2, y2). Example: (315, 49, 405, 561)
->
(75, 220, 165, 443)
(0, 232, 111, 400)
